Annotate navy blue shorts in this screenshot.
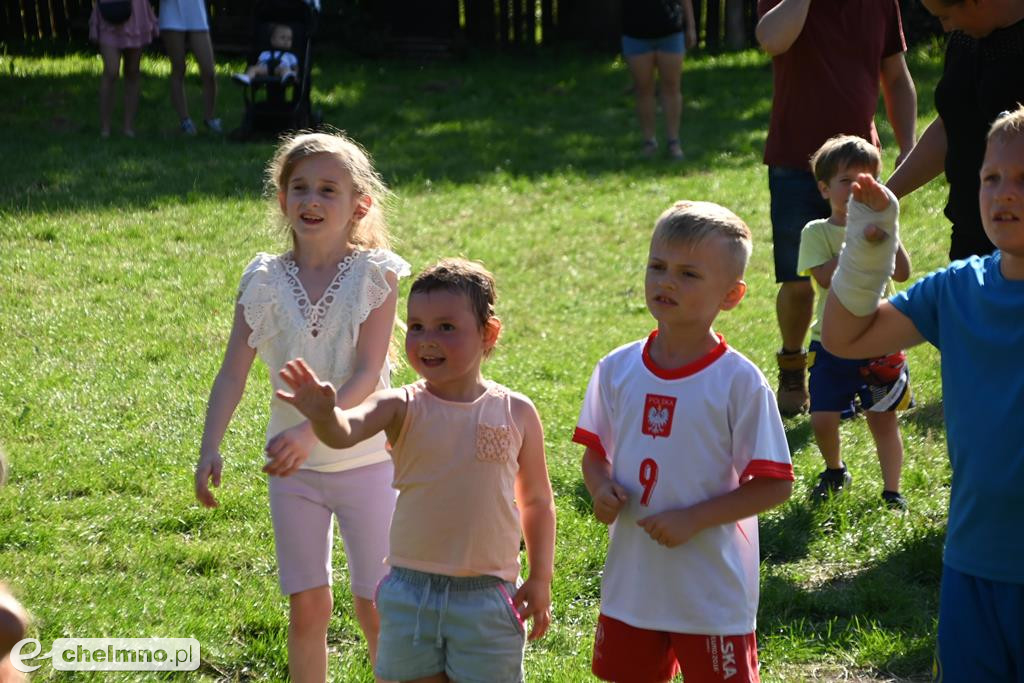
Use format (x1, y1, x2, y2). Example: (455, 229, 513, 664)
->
(808, 341, 913, 414)
(935, 564, 1024, 682)
(768, 166, 830, 283)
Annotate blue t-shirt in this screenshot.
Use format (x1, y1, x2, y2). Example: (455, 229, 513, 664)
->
(890, 252, 1024, 583)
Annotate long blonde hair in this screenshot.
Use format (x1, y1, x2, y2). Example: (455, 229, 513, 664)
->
(266, 130, 393, 251)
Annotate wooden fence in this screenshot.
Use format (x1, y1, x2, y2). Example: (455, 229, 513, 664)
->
(1, 0, 939, 52)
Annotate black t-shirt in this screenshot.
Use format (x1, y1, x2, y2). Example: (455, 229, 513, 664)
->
(622, 0, 685, 39)
(934, 19, 1024, 260)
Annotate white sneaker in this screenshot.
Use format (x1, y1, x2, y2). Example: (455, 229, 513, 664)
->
(232, 73, 251, 85)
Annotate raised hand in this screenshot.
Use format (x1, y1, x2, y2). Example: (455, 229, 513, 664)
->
(512, 576, 552, 641)
(276, 358, 337, 423)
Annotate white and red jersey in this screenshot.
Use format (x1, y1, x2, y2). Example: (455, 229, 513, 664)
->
(574, 331, 793, 635)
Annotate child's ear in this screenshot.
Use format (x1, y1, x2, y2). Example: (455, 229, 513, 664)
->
(817, 180, 830, 200)
(278, 191, 287, 215)
(720, 281, 747, 311)
(354, 194, 372, 220)
(482, 316, 502, 350)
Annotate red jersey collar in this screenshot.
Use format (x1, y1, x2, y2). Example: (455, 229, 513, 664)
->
(642, 330, 728, 379)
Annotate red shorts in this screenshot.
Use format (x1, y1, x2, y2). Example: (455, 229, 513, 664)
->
(591, 614, 760, 683)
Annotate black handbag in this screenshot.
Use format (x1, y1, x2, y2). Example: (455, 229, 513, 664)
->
(98, 0, 132, 24)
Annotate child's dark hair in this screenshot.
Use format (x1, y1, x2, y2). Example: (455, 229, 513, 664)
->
(410, 258, 497, 331)
(988, 104, 1024, 143)
(809, 135, 882, 184)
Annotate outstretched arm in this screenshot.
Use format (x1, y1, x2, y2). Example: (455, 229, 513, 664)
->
(755, 0, 813, 55)
(273, 358, 404, 456)
(821, 174, 925, 358)
(886, 116, 947, 199)
(637, 477, 792, 547)
(512, 397, 555, 641)
(880, 53, 917, 167)
(196, 303, 257, 508)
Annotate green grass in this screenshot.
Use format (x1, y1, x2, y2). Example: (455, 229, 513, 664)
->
(1, 42, 951, 680)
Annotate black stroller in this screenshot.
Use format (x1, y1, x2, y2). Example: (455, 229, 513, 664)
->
(231, 0, 322, 138)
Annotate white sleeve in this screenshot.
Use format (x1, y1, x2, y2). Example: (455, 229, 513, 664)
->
(573, 361, 612, 461)
(730, 371, 793, 483)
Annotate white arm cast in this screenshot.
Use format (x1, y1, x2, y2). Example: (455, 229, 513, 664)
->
(831, 185, 900, 317)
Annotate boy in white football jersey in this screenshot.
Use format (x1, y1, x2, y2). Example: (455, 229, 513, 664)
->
(575, 200, 794, 683)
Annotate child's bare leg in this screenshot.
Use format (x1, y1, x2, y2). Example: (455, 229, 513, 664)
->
(866, 410, 903, 493)
(98, 42, 122, 136)
(626, 52, 657, 144)
(811, 411, 843, 469)
(121, 47, 142, 136)
(352, 595, 383, 666)
(288, 586, 332, 683)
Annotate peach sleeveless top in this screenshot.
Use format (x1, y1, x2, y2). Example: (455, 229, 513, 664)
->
(387, 380, 523, 582)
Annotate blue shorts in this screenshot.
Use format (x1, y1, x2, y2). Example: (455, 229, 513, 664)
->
(374, 568, 526, 683)
(768, 166, 830, 282)
(808, 341, 913, 414)
(935, 564, 1024, 682)
(622, 32, 686, 57)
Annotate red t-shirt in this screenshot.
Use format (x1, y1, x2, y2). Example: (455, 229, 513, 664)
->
(759, 0, 906, 169)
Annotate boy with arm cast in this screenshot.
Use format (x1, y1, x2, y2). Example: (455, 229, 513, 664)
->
(822, 106, 1024, 681)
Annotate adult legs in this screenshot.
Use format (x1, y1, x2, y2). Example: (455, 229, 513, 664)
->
(121, 47, 143, 136)
(777, 280, 815, 353)
(162, 30, 191, 122)
(98, 42, 122, 137)
(288, 585, 332, 683)
(187, 30, 218, 122)
(626, 52, 657, 151)
(654, 50, 684, 156)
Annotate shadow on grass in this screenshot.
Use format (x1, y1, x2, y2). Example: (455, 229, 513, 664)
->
(1, 50, 775, 215)
(761, 524, 943, 678)
(901, 399, 945, 434)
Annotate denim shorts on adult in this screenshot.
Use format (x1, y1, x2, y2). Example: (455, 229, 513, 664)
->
(768, 166, 830, 282)
(374, 567, 526, 683)
(622, 32, 686, 57)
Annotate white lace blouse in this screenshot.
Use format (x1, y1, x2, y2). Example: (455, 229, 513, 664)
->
(238, 248, 411, 472)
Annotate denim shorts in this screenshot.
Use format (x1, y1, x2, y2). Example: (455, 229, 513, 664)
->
(768, 166, 830, 282)
(374, 568, 526, 683)
(622, 32, 686, 57)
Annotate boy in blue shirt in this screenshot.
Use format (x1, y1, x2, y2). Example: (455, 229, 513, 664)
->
(822, 105, 1024, 681)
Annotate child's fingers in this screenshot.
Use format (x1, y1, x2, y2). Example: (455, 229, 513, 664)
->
(609, 482, 629, 502)
(527, 609, 551, 640)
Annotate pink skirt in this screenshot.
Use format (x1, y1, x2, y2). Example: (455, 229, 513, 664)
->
(89, 0, 159, 49)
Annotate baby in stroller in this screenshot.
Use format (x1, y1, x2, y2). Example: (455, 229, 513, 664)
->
(232, 23, 298, 86)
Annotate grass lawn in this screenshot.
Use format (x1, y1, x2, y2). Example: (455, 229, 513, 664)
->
(0, 41, 952, 681)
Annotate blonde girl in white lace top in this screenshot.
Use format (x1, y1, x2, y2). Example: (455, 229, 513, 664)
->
(194, 132, 410, 682)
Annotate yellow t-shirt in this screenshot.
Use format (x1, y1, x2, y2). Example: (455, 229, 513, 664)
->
(797, 218, 895, 342)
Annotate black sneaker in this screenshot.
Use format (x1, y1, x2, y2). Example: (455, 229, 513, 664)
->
(882, 490, 908, 511)
(810, 467, 852, 502)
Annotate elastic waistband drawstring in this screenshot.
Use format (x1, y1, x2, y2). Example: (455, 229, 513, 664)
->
(435, 582, 451, 648)
(412, 578, 431, 646)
